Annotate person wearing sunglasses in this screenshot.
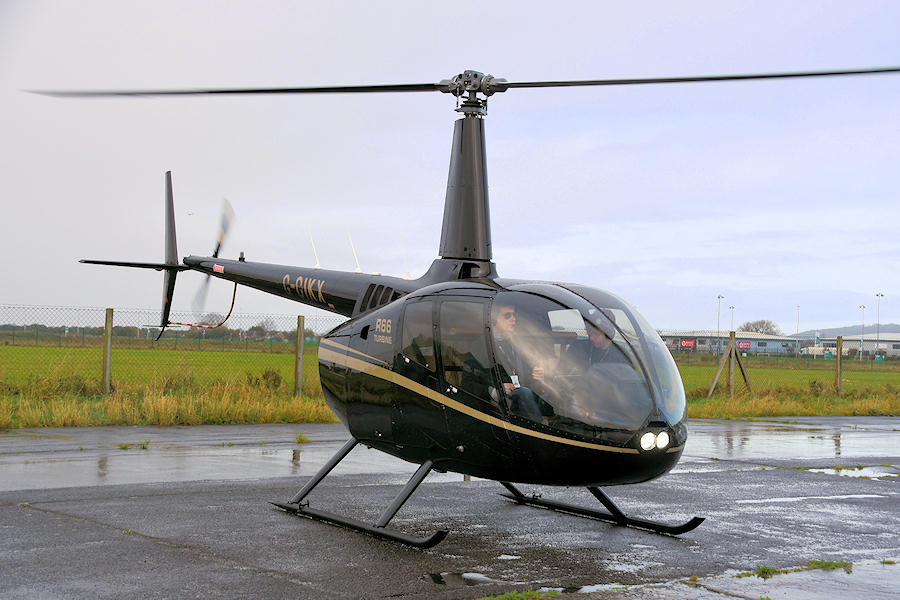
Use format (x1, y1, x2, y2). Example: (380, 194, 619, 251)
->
(491, 302, 547, 420)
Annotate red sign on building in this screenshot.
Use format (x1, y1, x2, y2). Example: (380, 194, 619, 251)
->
(737, 341, 751, 350)
(679, 339, 696, 349)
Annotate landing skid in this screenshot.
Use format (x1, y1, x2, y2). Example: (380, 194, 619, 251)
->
(499, 481, 704, 536)
(272, 438, 448, 549)
(270, 503, 447, 548)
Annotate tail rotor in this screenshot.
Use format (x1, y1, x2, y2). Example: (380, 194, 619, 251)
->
(192, 198, 235, 315)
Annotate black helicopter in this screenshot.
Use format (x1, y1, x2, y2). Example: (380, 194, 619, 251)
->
(57, 66, 899, 547)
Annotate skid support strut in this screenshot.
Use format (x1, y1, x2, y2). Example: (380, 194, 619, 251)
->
(272, 438, 448, 548)
(499, 482, 704, 535)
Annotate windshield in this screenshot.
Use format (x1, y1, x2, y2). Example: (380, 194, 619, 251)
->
(562, 284, 685, 425)
(489, 286, 685, 435)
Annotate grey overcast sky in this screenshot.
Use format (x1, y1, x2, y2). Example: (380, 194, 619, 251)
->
(1, 0, 898, 332)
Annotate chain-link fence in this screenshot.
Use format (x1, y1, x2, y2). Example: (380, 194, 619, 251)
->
(0, 304, 346, 392)
(6, 305, 896, 397)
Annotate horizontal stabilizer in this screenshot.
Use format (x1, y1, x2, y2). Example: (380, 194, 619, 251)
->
(80, 259, 190, 271)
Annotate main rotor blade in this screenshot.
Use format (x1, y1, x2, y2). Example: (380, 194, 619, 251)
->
(33, 82, 442, 98)
(502, 66, 900, 89)
(31, 66, 900, 99)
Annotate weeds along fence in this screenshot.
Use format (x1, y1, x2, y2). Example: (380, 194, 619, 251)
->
(0, 304, 347, 395)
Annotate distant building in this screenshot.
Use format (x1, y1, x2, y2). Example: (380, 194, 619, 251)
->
(657, 330, 799, 355)
(812, 333, 900, 359)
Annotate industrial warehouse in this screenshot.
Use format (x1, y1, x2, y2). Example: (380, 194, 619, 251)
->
(659, 330, 900, 359)
(659, 330, 799, 355)
(809, 333, 900, 359)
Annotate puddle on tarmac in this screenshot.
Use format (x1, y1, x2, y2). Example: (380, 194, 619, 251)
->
(427, 572, 522, 587)
(537, 560, 900, 597)
(0, 444, 466, 492)
(2, 419, 897, 491)
(538, 583, 631, 594)
(684, 420, 899, 460)
(808, 465, 898, 480)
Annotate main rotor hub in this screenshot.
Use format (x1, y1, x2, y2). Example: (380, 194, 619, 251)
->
(438, 70, 509, 116)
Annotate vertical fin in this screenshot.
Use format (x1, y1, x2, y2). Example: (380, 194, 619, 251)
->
(158, 171, 179, 338)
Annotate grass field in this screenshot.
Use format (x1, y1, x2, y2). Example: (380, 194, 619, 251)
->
(677, 360, 900, 395)
(1, 345, 898, 427)
(0, 345, 331, 428)
(676, 355, 900, 418)
(0, 345, 317, 387)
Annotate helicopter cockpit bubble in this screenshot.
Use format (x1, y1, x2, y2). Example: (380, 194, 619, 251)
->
(489, 284, 686, 435)
(559, 283, 687, 426)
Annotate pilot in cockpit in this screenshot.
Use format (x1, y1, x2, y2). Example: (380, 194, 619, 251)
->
(491, 301, 549, 420)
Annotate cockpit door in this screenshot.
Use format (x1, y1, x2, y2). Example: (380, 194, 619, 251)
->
(392, 298, 449, 449)
(436, 297, 514, 450)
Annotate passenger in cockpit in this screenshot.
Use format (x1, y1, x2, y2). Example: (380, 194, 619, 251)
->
(568, 310, 629, 370)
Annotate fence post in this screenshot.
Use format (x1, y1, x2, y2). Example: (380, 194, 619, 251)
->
(728, 331, 735, 396)
(294, 315, 305, 397)
(102, 308, 114, 394)
(834, 336, 843, 396)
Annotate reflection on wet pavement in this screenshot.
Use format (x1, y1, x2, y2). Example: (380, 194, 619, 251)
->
(0, 443, 474, 491)
(684, 417, 899, 461)
(1, 418, 897, 492)
(541, 560, 900, 600)
(427, 572, 520, 587)
(0, 424, 462, 491)
(808, 465, 898, 480)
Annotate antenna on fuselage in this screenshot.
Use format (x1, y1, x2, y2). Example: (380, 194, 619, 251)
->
(307, 224, 320, 269)
(401, 234, 410, 280)
(345, 225, 361, 273)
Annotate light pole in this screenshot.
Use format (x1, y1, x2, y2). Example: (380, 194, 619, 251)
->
(729, 306, 735, 330)
(858, 304, 866, 361)
(717, 295, 724, 355)
(876, 292, 884, 360)
(796, 305, 800, 357)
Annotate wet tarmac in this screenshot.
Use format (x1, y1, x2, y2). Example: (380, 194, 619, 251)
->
(1, 418, 898, 598)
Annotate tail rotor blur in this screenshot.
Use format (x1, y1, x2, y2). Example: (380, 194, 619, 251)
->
(192, 198, 235, 315)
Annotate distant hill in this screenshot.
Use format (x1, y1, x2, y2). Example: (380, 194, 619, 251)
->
(797, 323, 900, 339)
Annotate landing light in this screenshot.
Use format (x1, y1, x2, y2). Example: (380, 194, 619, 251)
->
(656, 431, 670, 449)
(640, 432, 656, 451)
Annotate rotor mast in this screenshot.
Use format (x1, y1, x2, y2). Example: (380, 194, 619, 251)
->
(436, 71, 508, 267)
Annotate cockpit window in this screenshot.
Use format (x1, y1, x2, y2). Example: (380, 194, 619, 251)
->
(562, 284, 686, 425)
(401, 300, 436, 372)
(488, 287, 686, 434)
(438, 300, 493, 402)
(548, 308, 584, 334)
